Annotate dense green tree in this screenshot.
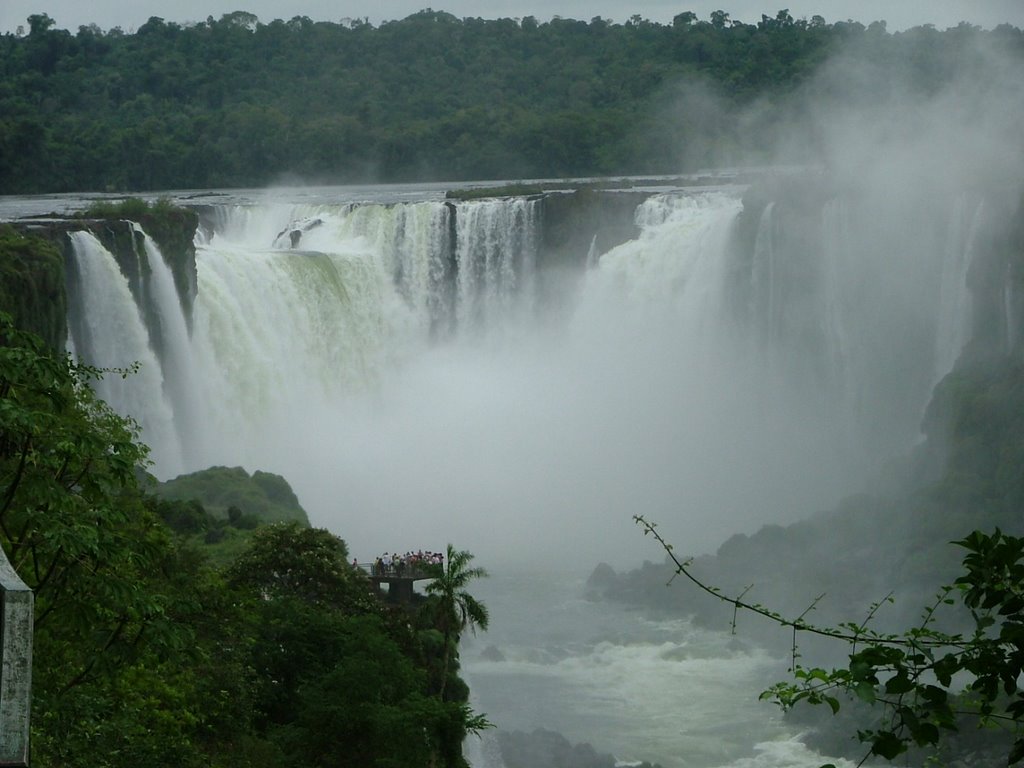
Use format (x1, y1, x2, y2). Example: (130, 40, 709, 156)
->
(0, 225, 65, 349)
(0, 11, 1018, 192)
(227, 521, 365, 607)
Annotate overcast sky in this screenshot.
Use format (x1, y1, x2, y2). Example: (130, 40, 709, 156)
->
(2, 0, 1023, 34)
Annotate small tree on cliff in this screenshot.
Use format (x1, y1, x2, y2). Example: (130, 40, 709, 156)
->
(226, 521, 367, 609)
(424, 544, 490, 699)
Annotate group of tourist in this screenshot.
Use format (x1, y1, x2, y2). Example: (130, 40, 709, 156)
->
(368, 550, 444, 577)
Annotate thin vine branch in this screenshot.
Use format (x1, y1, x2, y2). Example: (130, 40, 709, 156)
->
(634, 514, 969, 651)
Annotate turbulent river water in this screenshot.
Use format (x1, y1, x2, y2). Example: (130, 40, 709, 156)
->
(0, 174, 1002, 767)
(461, 570, 857, 768)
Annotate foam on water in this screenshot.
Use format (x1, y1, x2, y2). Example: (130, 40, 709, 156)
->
(461, 572, 852, 768)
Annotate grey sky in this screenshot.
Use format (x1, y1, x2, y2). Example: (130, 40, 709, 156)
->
(2, 0, 1023, 34)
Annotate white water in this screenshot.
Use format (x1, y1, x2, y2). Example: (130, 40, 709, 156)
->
(134, 224, 204, 468)
(461, 572, 860, 768)
(455, 198, 539, 332)
(66, 231, 183, 473)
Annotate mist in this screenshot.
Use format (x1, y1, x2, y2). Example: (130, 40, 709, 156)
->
(295, 32, 1024, 572)
(285, 195, 856, 572)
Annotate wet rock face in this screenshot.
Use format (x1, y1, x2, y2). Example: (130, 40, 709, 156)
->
(583, 561, 617, 600)
(497, 728, 663, 768)
(479, 644, 506, 662)
(539, 189, 648, 269)
(497, 728, 616, 768)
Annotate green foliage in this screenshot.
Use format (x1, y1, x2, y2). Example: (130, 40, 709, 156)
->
(273, 614, 474, 768)
(152, 495, 210, 534)
(150, 466, 311, 565)
(1, 13, 1019, 192)
(0, 225, 66, 350)
(0, 313, 208, 765)
(81, 197, 158, 220)
(78, 197, 199, 291)
(227, 522, 360, 608)
(424, 544, 491, 640)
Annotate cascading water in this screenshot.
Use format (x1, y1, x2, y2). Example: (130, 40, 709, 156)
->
(133, 224, 205, 456)
(455, 198, 539, 332)
(66, 231, 183, 474)
(63, 186, 1000, 562)
(66, 198, 541, 481)
(932, 196, 981, 383)
(571, 192, 861, 550)
(750, 201, 777, 348)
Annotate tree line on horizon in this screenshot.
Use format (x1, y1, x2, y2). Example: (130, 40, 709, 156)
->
(0, 9, 1021, 193)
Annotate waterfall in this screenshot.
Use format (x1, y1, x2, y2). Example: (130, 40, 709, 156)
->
(574, 192, 863, 542)
(60, 184, 1008, 566)
(582, 193, 740, 325)
(455, 198, 539, 332)
(933, 196, 981, 381)
(585, 234, 599, 270)
(66, 231, 183, 474)
(134, 224, 207, 460)
(821, 199, 850, 398)
(65, 197, 541, 478)
(316, 201, 455, 335)
(751, 202, 777, 345)
(189, 237, 399, 467)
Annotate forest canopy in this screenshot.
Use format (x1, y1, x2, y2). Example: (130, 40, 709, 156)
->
(1, 9, 1021, 193)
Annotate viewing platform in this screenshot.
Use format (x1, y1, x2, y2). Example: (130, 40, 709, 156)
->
(356, 561, 435, 603)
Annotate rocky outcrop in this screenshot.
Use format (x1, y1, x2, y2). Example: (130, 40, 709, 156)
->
(539, 189, 648, 268)
(154, 465, 311, 527)
(497, 728, 662, 768)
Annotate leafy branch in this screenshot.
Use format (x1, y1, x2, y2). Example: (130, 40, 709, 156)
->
(635, 515, 1024, 765)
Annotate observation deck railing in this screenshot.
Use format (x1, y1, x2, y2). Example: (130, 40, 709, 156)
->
(355, 562, 437, 581)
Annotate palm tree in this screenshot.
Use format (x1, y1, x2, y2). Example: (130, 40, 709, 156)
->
(423, 543, 489, 699)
